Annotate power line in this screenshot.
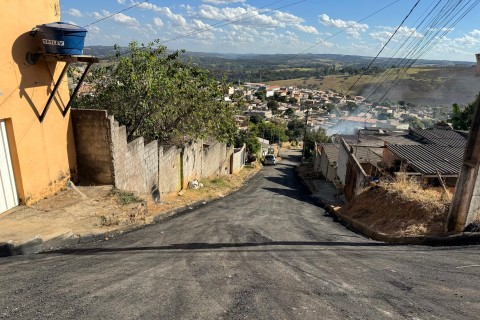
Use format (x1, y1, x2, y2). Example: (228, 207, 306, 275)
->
(83, 0, 150, 28)
(364, 0, 480, 102)
(160, 0, 307, 45)
(345, 0, 421, 97)
(101, 0, 307, 59)
(288, 0, 401, 61)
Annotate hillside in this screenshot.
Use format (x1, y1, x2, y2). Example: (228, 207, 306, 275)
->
(84, 46, 478, 106)
(267, 66, 479, 106)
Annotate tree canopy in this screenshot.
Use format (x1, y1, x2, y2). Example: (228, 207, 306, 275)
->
(76, 41, 236, 145)
(449, 95, 479, 130)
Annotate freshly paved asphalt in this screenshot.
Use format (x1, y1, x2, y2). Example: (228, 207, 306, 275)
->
(1, 149, 479, 319)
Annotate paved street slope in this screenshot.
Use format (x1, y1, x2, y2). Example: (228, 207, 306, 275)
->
(1, 150, 479, 319)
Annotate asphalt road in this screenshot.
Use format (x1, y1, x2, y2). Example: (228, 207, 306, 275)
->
(1, 149, 479, 319)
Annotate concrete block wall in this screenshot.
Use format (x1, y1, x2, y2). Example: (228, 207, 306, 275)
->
(202, 141, 228, 178)
(232, 144, 246, 174)
(182, 141, 203, 189)
(110, 120, 127, 190)
(220, 146, 234, 177)
(158, 146, 181, 195)
(144, 140, 159, 195)
(72, 110, 238, 198)
(337, 140, 349, 186)
(110, 118, 149, 194)
(71, 110, 113, 185)
(339, 138, 369, 201)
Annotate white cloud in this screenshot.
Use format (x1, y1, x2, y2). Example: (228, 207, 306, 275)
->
(274, 11, 304, 24)
(92, 11, 103, 19)
(88, 25, 101, 33)
(319, 14, 368, 38)
(117, 0, 126, 4)
(153, 17, 164, 28)
(313, 38, 334, 48)
(134, 2, 188, 27)
(469, 29, 480, 37)
(197, 5, 283, 27)
(454, 35, 480, 46)
(202, 0, 246, 4)
(370, 26, 423, 42)
(293, 25, 319, 34)
(67, 8, 83, 17)
(112, 13, 139, 27)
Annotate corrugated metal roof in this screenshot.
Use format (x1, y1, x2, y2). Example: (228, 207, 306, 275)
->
(320, 143, 339, 162)
(411, 128, 466, 148)
(382, 134, 422, 145)
(387, 144, 464, 175)
(352, 146, 383, 164)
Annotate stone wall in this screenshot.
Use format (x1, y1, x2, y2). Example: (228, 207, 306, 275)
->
(71, 110, 113, 185)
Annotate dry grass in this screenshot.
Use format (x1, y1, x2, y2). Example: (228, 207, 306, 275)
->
(146, 165, 259, 219)
(380, 174, 452, 212)
(340, 175, 453, 236)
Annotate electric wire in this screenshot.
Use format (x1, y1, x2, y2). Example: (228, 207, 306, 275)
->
(366, 0, 480, 102)
(160, 0, 301, 44)
(344, 0, 421, 98)
(83, 0, 150, 28)
(287, 0, 401, 61)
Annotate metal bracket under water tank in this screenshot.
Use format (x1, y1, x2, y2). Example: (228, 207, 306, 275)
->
(25, 53, 98, 122)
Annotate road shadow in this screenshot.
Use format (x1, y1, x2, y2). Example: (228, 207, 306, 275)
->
(43, 240, 399, 256)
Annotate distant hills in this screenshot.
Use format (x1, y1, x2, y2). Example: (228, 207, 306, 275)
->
(83, 46, 478, 105)
(83, 45, 475, 67)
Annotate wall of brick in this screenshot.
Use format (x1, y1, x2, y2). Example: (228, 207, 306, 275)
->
(71, 110, 113, 185)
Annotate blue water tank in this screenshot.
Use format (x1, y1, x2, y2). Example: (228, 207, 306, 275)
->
(37, 22, 87, 55)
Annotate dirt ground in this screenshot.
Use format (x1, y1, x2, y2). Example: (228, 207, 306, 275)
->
(339, 186, 450, 236)
(0, 165, 259, 245)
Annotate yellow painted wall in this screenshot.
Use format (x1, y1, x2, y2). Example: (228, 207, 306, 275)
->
(0, 0, 77, 204)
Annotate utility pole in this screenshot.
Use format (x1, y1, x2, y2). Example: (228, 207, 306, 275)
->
(446, 53, 480, 232)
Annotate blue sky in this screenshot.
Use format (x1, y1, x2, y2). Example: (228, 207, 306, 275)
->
(61, 0, 480, 61)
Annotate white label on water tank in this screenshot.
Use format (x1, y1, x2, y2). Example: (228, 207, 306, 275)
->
(42, 39, 65, 46)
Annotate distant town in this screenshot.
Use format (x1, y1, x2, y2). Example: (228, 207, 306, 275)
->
(227, 82, 449, 135)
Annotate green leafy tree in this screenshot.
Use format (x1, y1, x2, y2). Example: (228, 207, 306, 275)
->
(255, 121, 288, 143)
(286, 118, 306, 141)
(449, 95, 478, 130)
(76, 41, 236, 145)
(267, 100, 279, 112)
(304, 128, 330, 158)
(254, 90, 266, 101)
(284, 108, 295, 117)
(234, 130, 260, 155)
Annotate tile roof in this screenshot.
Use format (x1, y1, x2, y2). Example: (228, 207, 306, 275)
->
(387, 144, 464, 175)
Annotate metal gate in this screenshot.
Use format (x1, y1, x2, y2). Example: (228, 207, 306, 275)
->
(0, 120, 18, 213)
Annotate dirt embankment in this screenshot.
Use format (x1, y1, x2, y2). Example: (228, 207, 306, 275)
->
(339, 186, 450, 237)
